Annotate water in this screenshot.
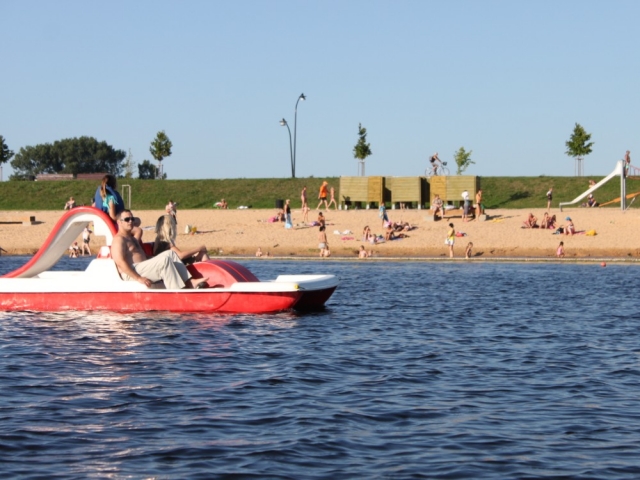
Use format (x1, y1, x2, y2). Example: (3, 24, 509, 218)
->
(1, 256, 640, 479)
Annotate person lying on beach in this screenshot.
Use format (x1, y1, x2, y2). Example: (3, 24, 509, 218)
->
(384, 225, 409, 241)
(392, 221, 414, 232)
(362, 226, 378, 244)
(523, 213, 538, 228)
(564, 217, 576, 236)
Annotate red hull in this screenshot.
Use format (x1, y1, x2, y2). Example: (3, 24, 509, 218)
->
(0, 290, 303, 313)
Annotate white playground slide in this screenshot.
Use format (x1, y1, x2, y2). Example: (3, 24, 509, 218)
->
(559, 161, 624, 211)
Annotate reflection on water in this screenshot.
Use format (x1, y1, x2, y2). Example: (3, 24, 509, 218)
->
(1, 259, 640, 478)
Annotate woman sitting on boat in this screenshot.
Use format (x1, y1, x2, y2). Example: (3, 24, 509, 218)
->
(94, 174, 124, 222)
(153, 214, 210, 264)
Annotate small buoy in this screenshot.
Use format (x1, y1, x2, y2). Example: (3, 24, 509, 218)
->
(601, 262, 607, 267)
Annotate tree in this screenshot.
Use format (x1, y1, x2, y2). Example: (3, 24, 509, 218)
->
(565, 123, 594, 176)
(353, 123, 372, 176)
(138, 160, 159, 179)
(149, 131, 172, 180)
(453, 147, 474, 175)
(0, 135, 15, 181)
(123, 148, 136, 179)
(9, 137, 125, 180)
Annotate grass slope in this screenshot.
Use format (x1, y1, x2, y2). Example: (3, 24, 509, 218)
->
(0, 176, 638, 211)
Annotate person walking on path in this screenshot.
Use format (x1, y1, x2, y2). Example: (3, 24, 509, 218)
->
(546, 187, 553, 212)
(445, 223, 456, 258)
(317, 181, 329, 210)
(379, 202, 389, 227)
(327, 186, 338, 210)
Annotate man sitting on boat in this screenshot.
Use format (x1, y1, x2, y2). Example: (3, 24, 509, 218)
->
(111, 209, 207, 289)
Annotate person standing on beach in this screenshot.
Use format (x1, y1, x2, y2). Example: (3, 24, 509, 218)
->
(546, 187, 553, 212)
(318, 225, 329, 257)
(461, 190, 470, 222)
(445, 223, 455, 258)
(301, 186, 308, 210)
(317, 181, 329, 210)
(284, 199, 293, 229)
(379, 201, 389, 227)
(474, 190, 483, 220)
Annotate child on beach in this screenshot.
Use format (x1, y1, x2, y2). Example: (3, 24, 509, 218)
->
(318, 225, 330, 257)
(379, 202, 389, 227)
(557, 241, 565, 258)
(445, 223, 455, 258)
(465, 242, 473, 259)
(358, 245, 371, 258)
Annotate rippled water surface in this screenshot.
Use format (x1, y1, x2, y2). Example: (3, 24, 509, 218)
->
(2, 256, 640, 479)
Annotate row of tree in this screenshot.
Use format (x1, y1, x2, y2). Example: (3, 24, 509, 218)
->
(1, 124, 594, 181)
(0, 131, 172, 180)
(352, 122, 596, 176)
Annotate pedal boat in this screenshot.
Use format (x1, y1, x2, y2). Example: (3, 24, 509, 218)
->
(0, 207, 338, 313)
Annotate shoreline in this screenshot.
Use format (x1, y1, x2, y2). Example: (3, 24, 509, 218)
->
(0, 207, 639, 261)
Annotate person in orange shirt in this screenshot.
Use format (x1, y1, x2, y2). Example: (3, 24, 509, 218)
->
(317, 181, 329, 210)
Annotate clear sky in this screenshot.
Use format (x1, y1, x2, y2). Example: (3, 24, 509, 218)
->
(2, 0, 638, 180)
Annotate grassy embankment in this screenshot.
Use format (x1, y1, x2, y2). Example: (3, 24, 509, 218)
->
(0, 176, 638, 211)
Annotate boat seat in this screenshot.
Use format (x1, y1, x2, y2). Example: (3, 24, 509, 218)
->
(97, 246, 111, 259)
(187, 260, 259, 288)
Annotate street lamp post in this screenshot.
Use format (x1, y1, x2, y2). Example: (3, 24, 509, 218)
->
(280, 119, 293, 177)
(280, 93, 305, 178)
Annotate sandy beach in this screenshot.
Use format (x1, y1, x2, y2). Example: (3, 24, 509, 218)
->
(1, 206, 639, 260)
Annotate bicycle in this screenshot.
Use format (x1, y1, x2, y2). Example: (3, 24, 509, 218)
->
(425, 161, 450, 178)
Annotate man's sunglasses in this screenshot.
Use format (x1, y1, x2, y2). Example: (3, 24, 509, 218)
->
(120, 217, 134, 223)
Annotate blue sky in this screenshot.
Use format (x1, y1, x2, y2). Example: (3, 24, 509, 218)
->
(2, 0, 638, 180)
